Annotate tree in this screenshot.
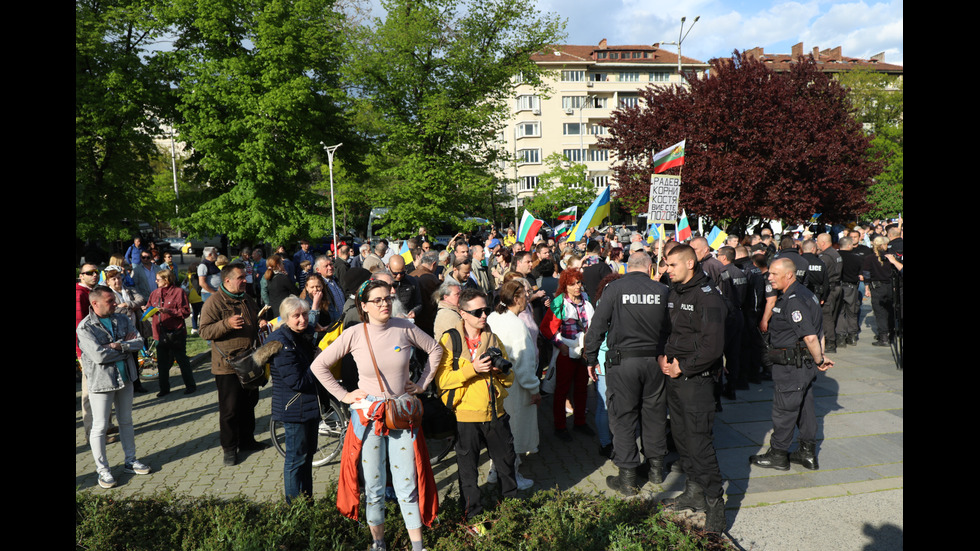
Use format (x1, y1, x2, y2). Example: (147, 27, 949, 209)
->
(836, 69, 903, 219)
(522, 152, 601, 224)
(161, 0, 355, 246)
(600, 51, 882, 225)
(76, 0, 172, 242)
(343, 0, 565, 237)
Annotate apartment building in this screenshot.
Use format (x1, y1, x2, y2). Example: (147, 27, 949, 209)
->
(502, 39, 709, 208)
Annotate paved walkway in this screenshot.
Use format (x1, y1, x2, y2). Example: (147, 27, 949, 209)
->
(76, 303, 902, 550)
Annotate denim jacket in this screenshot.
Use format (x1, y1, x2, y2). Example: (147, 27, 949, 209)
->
(76, 310, 142, 393)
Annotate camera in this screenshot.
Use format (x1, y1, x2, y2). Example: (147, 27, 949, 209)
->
(481, 347, 512, 375)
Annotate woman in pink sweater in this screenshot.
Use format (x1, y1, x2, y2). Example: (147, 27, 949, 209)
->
(311, 280, 443, 551)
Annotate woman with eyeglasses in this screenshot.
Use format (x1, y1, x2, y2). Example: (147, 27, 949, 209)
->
(146, 269, 196, 397)
(105, 265, 149, 394)
(540, 268, 594, 441)
(310, 280, 444, 551)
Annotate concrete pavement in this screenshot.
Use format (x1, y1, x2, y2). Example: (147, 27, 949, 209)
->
(76, 302, 902, 550)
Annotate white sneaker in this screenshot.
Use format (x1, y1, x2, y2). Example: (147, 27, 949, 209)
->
(98, 470, 117, 489)
(516, 473, 534, 490)
(124, 460, 152, 475)
(486, 469, 498, 484)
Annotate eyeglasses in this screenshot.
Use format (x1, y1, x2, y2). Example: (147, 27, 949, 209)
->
(462, 306, 492, 318)
(141, 255, 151, 260)
(390, 271, 405, 277)
(364, 296, 394, 307)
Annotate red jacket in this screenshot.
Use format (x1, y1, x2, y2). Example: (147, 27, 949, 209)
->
(148, 285, 191, 342)
(336, 405, 438, 527)
(76, 284, 91, 358)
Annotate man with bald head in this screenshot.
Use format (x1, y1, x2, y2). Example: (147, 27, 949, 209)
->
(750, 258, 833, 472)
(690, 236, 724, 285)
(388, 254, 422, 319)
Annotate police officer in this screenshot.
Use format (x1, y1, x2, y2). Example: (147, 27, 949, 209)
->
(816, 233, 843, 352)
(836, 236, 863, 346)
(750, 258, 833, 472)
(658, 244, 727, 533)
(800, 239, 829, 306)
(584, 252, 671, 496)
(717, 246, 747, 396)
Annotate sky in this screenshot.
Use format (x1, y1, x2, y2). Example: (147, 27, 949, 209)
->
(536, 0, 903, 65)
(361, 0, 903, 66)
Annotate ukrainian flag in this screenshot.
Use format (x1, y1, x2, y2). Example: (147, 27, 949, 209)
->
(706, 226, 728, 250)
(566, 186, 611, 242)
(399, 240, 414, 264)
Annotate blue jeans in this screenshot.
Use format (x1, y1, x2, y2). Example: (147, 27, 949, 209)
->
(356, 399, 421, 530)
(594, 371, 612, 447)
(283, 420, 318, 503)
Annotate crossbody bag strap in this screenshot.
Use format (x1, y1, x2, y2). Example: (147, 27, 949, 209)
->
(362, 323, 391, 400)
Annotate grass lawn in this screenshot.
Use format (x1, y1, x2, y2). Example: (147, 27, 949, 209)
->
(185, 332, 210, 358)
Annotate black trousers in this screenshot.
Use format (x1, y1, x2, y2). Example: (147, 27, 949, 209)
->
(666, 372, 723, 499)
(740, 313, 763, 380)
(723, 312, 744, 385)
(156, 331, 196, 394)
(605, 356, 667, 469)
(455, 415, 517, 519)
(770, 363, 817, 451)
(215, 373, 260, 452)
(869, 281, 894, 340)
(821, 285, 843, 344)
(836, 283, 861, 337)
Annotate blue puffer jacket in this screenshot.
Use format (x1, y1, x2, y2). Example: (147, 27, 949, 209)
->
(268, 325, 322, 423)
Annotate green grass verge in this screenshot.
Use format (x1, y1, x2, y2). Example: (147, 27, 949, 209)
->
(185, 332, 210, 358)
(76, 485, 731, 550)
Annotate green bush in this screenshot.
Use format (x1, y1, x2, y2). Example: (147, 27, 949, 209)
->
(76, 485, 731, 550)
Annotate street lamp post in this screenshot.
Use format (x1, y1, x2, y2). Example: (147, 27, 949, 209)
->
(321, 142, 343, 255)
(661, 15, 700, 82)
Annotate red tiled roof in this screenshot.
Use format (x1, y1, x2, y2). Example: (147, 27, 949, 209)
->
(531, 43, 707, 66)
(742, 44, 903, 74)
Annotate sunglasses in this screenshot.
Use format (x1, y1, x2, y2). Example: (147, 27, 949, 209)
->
(80, 270, 99, 276)
(462, 306, 492, 318)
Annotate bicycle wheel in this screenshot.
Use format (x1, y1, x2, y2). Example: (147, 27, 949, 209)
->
(313, 397, 348, 466)
(424, 429, 457, 464)
(270, 398, 348, 466)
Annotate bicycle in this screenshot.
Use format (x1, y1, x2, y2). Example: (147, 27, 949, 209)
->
(138, 340, 158, 379)
(271, 390, 349, 467)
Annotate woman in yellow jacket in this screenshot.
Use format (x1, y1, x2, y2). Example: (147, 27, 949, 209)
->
(435, 287, 519, 524)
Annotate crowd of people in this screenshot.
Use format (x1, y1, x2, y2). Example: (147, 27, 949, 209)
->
(76, 218, 903, 546)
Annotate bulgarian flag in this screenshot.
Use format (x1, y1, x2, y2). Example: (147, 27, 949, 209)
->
(557, 206, 577, 221)
(676, 210, 692, 242)
(652, 140, 686, 174)
(518, 209, 544, 251)
(555, 221, 572, 242)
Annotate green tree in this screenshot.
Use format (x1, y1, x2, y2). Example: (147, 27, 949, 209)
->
(836, 69, 903, 218)
(344, 0, 565, 237)
(76, 0, 172, 242)
(522, 152, 600, 224)
(162, 0, 355, 246)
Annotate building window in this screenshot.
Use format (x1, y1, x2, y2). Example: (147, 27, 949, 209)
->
(632, 52, 641, 59)
(563, 149, 609, 163)
(517, 149, 540, 165)
(609, 52, 619, 60)
(592, 174, 609, 187)
(589, 124, 606, 135)
(516, 95, 540, 111)
(597, 52, 607, 60)
(619, 95, 639, 108)
(519, 176, 538, 191)
(619, 72, 639, 82)
(590, 96, 608, 108)
(562, 96, 587, 109)
(561, 70, 585, 82)
(563, 123, 583, 135)
(590, 72, 606, 82)
(588, 149, 609, 162)
(563, 149, 585, 163)
(650, 71, 670, 82)
(516, 121, 540, 138)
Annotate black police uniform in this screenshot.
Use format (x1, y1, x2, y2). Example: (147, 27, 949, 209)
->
(838, 248, 864, 344)
(663, 269, 726, 501)
(765, 281, 823, 455)
(717, 262, 747, 392)
(801, 252, 829, 303)
(817, 246, 843, 350)
(584, 271, 671, 473)
(739, 260, 767, 383)
(772, 248, 808, 284)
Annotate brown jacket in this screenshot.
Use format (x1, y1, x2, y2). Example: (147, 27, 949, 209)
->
(199, 287, 260, 375)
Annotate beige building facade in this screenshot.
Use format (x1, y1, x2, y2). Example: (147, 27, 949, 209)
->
(501, 39, 709, 216)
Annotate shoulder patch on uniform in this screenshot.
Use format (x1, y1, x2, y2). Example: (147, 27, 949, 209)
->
(791, 310, 803, 322)
(701, 285, 713, 294)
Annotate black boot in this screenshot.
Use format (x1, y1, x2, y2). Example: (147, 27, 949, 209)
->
(661, 480, 706, 512)
(606, 467, 639, 496)
(789, 440, 819, 470)
(647, 457, 664, 485)
(223, 449, 238, 466)
(749, 447, 789, 470)
(703, 495, 727, 533)
(824, 339, 837, 353)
